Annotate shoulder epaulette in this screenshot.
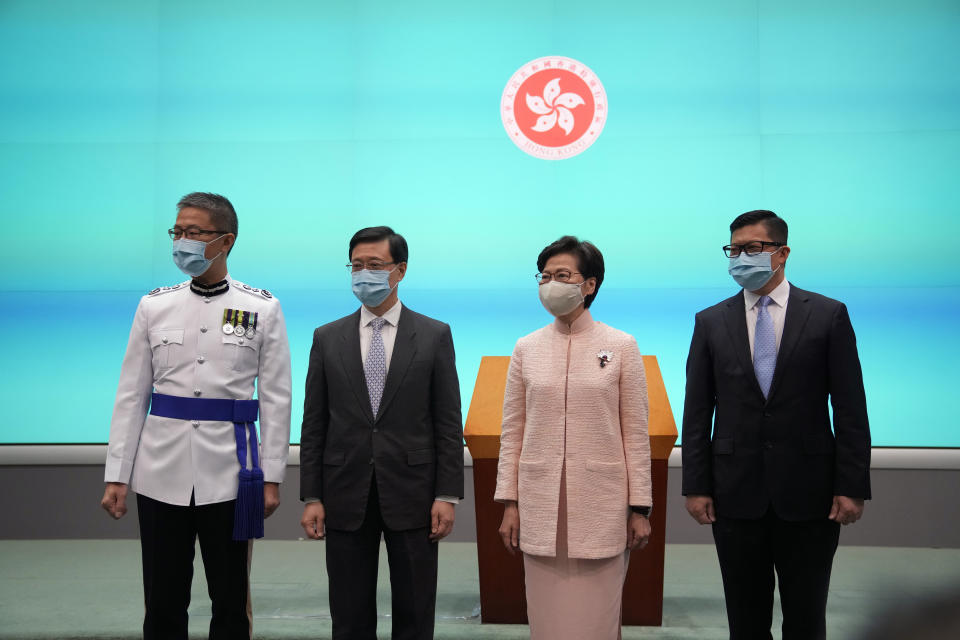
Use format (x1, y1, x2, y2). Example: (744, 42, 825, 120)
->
(232, 280, 274, 300)
(147, 281, 189, 296)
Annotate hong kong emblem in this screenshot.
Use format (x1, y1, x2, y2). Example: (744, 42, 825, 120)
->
(501, 56, 607, 160)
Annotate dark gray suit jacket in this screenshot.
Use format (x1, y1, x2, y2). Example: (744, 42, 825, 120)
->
(681, 284, 871, 521)
(299, 305, 464, 531)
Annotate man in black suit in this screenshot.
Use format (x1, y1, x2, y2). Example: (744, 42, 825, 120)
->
(299, 226, 464, 640)
(681, 210, 871, 640)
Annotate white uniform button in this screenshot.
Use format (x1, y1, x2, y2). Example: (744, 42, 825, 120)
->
(200, 326, 208, 333)
(204, 298, 212, 303)
(191, 420, 199, 428)
(193, 389, 201, 397)
(197, 355, 205, 364)
(238, 338, 245, 345)
(162, 337, 169, 344)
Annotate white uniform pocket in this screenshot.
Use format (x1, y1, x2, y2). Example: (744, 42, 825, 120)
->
(149, 328, 184, 371)
(221, 334, 260, 372)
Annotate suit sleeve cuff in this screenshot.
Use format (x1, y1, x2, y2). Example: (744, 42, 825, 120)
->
(104, 456, 133, 484)
(261, 458, 287, 484)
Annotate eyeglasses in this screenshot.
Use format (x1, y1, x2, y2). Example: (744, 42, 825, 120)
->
(535, 270, 582, 284)
(347, 261, 397, 272)
(723, 241, 784, 258)
(168, 227, 228, 240)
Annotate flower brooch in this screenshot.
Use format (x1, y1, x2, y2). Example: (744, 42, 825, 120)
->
(597, 350, 614, 368)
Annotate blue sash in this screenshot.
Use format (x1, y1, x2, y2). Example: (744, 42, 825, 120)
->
(149, 393, 264, 540)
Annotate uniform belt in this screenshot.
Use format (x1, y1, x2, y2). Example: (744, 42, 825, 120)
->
(148, 393, 264, 541)
(149, 393, 258, 423)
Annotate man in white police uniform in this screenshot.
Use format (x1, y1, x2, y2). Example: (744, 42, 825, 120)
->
(100, 192, 291, 640)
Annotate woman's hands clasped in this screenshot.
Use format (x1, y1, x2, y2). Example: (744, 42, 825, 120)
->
(627, 512, 651, 550)
(498, 501, 521, 555)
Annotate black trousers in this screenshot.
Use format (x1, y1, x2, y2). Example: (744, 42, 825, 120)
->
(325, 479, 439, 640)
(712, 507, 841, 640)
(137, 494, 252, 640)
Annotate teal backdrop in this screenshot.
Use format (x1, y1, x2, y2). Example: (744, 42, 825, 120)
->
(1, 1, 958, 446)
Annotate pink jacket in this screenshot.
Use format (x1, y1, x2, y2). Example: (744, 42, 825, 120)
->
(495, 310, 651, 559)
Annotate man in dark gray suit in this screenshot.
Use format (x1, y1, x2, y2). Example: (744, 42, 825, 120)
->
(299, 226, 463, 640)
(681, 210, 871, 640)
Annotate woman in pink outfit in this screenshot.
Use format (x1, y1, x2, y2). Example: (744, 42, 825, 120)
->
(495, 236, 652, 640)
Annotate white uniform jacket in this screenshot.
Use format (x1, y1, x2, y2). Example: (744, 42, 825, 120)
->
(105, 277, 292, 506)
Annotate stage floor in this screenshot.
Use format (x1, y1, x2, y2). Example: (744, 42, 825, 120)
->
(1, 541, 958, 639)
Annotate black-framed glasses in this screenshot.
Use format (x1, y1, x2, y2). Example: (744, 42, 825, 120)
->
(168, 227, 228, 240)
(347, 261, 397, 272)
(535, 270, 582, 284)
(723, 241, 784, 258)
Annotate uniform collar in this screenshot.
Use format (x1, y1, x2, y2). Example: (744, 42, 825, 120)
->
(190, 275, 231, 298)
(744, 278, 790, 310)
(360, 299, 403, 328)
(554, 308, 595, 335)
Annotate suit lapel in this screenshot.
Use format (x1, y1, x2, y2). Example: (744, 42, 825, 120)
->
(721, 291, 765, 400)
(339, 310, 376, 424)
(767, 285, 812, 402)
(375, 306, 417, 422)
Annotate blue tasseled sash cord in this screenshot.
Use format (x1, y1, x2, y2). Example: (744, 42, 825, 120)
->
(148, 392, 264, 540)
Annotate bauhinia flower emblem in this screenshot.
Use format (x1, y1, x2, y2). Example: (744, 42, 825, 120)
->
(597, 350, 614, 368)
(526, 77, 586, 136)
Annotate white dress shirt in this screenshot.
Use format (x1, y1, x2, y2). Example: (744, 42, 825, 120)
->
(743, 279, 790, 358)
(360, 299, 402, 370)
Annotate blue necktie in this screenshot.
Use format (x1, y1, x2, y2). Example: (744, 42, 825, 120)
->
(754, 296, 776, 399)
(364, 317, 387, 415)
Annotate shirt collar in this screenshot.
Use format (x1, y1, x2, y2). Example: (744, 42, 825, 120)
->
(189, 274, 231, 298)
(360, 299, 402, 327)
(744, 278, 790, 310)
(554, 308, 595, 335)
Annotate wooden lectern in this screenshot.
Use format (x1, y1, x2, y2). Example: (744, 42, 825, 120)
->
(464, 355, 678, 625)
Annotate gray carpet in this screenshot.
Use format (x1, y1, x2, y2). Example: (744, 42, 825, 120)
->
(1, 541, 958, 639)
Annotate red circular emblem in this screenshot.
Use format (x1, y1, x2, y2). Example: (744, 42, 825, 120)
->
(501, 56, 607, 160)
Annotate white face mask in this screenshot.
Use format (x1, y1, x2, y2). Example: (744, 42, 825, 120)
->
(538, 280, 585, 317)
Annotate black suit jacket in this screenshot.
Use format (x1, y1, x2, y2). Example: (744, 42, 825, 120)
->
(299, 305, 464, 531)
(681, 284, 871, 521)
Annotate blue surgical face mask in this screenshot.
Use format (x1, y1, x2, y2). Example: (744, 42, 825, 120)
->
(728, 248, 783, 291)
(352, 268, 397, 307)
(172, 236, 224, 277)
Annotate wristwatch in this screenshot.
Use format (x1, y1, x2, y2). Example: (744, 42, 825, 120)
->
(630, 505, 651, 517)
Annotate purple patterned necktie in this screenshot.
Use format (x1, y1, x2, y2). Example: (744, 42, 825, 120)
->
(364, 317, 387, 415)
(754, 296, 776, 399)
